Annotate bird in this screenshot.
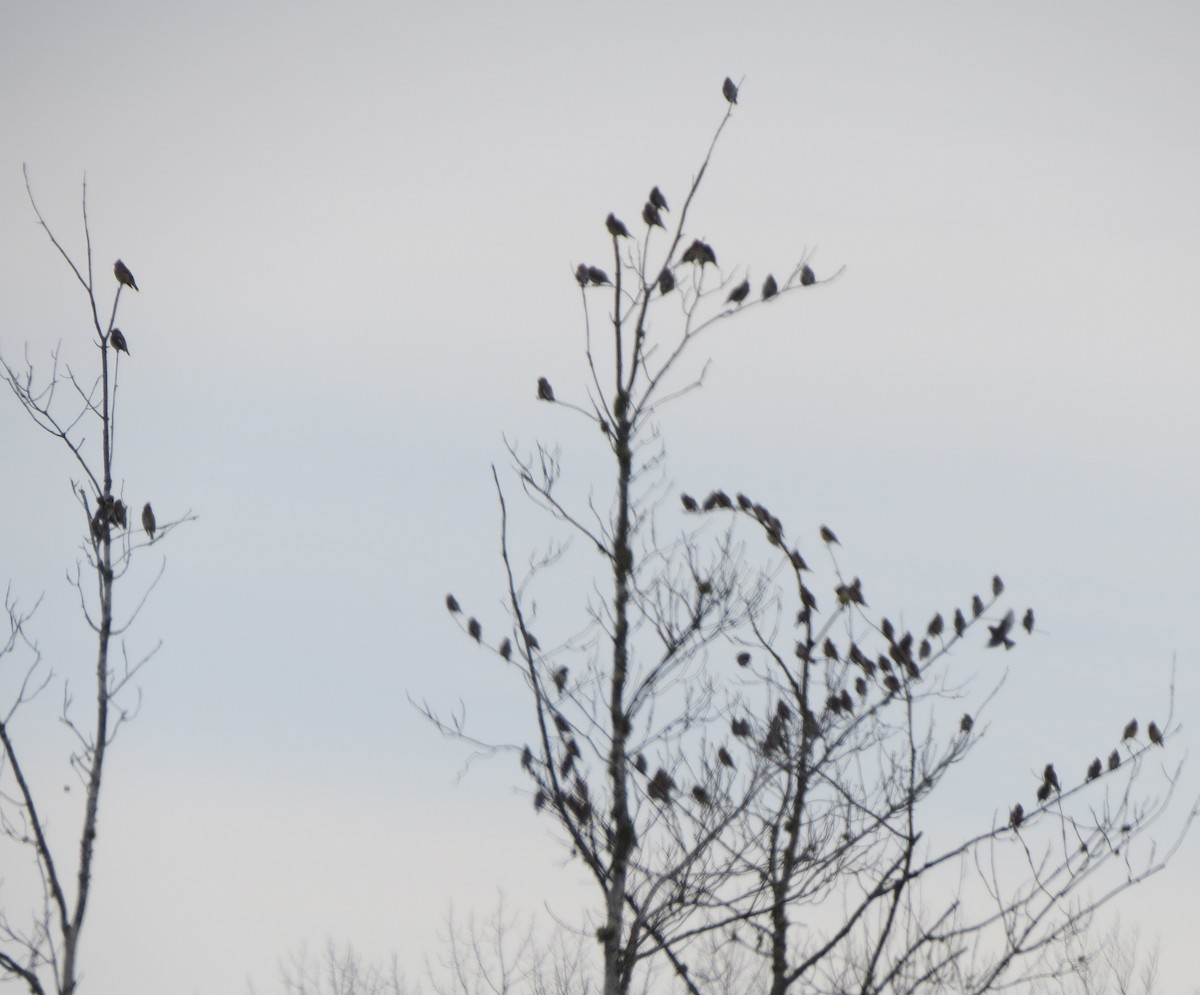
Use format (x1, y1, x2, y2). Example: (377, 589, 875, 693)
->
(681, 493, 698, 512)
(927, 613, 944, 638)
(521, 746, 533, 771)
(468, 618, 482, 642)
(953, 609, 966, 637)
(960, 714, 974, 734)
(586, 265, 612, 286)
(537, 377, 555, 402)
(722, 77, 738, 104)
(1036, 782, 1051, 803)
(606, 213, 631, 238)
(992, 575, 1004, 596)
(113, 259, 138, 291)
(109, 499, 128, 529)
(761, 274, 778, 300)
(141, 502, 156, 540)
(109, 328, 130, 355)
(1009, 803, 1024, 830)
(1043, 763, 1060, 792)
(1022, 608, 1035, 634)
(642, 202, 665, 229)
(446, 594, 461, 613)
(499, 637, 512, 659)
(1148, 721, 1163, 746)
(657, 268, 676, 295)
(717, 746, 735, 768)
(1086, 757, 1103, 781)
(634, 753, 648, 774)
(800, 264, 815, 286)
(553, 666, 568, 694)
(649, 186, 669, 212)
(736, 651, 751, 667)
(574, 263, 589, 287)
(1108, 749, 1121, 771)
(680, 239, 717, 267)
(987, 610, 1015, 649)
(820, 525, 839, 545)
(726, 279, 750, 305)
(1123, 718, 1138, 740)
(972, 594, 985, 617)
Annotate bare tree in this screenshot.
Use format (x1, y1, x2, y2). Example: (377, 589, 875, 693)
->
(0, 172, 190, 995)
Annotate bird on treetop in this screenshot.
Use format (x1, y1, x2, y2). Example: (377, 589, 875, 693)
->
(141, 502, 156, 541)
(537, 377, 555, 402)
(1123, 718, 1138, 740)
(109, 328, 130, 355)
(801, 264, 816, 286)
(606, 213, 631, 238)
(649, 186, 669, 212)
(722, 77, 738, 104)
(1022, 608, 1035, 633)
(114, 259, 138, 291)
(819, 525, 839, 545)
(642, 202, 665, 229)
(574, 263, 589, 287)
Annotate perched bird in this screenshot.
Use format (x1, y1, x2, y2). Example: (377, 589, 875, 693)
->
(446, 594, 461, 613)
(1148, 721, 1163, 746)
(525, 632, 540, 651)
(1086, 757, 1103, 781)
(718, 746, 735, 768)
(606, 213, 631, 238)
(468, 618, 482, 642)
(960, 713, 974, 734)
(680, 239, 717, 267)
(819, 525, 839, 545)
(736, 652, 751, 667)
(113, 259, 138, 291)
(722, 76, 739, 104)
(109, 499, 128, 529)
(692, 785, 711, 805)
(586, 265, 612, 286)
(761, 274, 778, 300)
(537, 377, 555, 402)
(553, 666, 568, 693)
(657, 268, 676, 294)
(574, 263, 589, 287)
(855, 677, 868, 697)
(648, 768, 675, 803)
(1009, 803, 1024, 830)
(680, 493, 699, 512)
(726, 279, 750, 305)
(953, 609, 967, 637)
(992, 575, 1004, 596)
(499, 637, 512, 660)
(1123, 718, 1138, 740)
(1043, 763, 1060, 793)
(972, 594, 985, 617)
(642, 202, 665, 229)
(109, 328, 130, 355)
(800, 264, 816, 286)
(731, 717, 751, 738)
(634, 753, 648, 774)
(927, 613, 944, 638)
(1022, 608, 1035, 634)
(1036, 783, 1051, 803)
(1108, 749, 1121, 771)
(521, 746, 533, 771)
(141, 502, 156, 540)
(649, 186, 669, 212)
(987, 610, 1015, 649)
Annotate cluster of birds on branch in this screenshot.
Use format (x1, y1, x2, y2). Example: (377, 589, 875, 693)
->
(1008, 716, 1165, 830)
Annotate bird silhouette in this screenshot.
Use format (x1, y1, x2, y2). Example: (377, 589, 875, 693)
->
(657, 268, 676, 294)
(574, 264, 589, 287)
(726, 279, 750, 305)
(1087, 757, 1102, 781)
(109, 499, 128, 529)
(987, 610, 1015, 649)
(114, 259, 138, 291)
(499, 637, 512, 660)
(972, 594, 985, 617)
(521, 746, 533, 771)
(722, 77, 738, 104)
(1022, 608, 1035, 633)
(141, 502, 156, 540)
(109, 328, 130, 355)
(1036, 783, 1051, 803)
(1148, 721, 1163, 746)
(606, 213, 631, 238)
(642, 202, 665, 229)
(731, 717, 751, 738)
(718, 746, 735, 768)
(953, 609, 966, 637)
(992, 575, 1004, 596)
(553, 666, 568, 693)
(960, 714, 974, 734)
(537, 377, 555, 402)
(468, 618, 482, 642)
(800, 264, 815, 286)
(927, 613, 944, 637)
(1108, 749, 1121, 771)
(1043, 763, 1060, 792)
(1123, 718, 1138, 740)
(680, 239, 717, 267)
(634, 753, 648, 774)
(586, 265, 612, 286)
(1009, 803, 1024, 830)
(692, 786, 711, 805)
(681, 493, 699, 512)
(649, 186, 669, 212)
(736, 651, 751, 667)
(820, 525, 839, 545)
(761, 274, 778, 300)
(446, 594, 461, 613)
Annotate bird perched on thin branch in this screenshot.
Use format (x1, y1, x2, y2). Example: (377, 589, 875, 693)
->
(1086, 757, 1102, 781)
(718, 746, 735, 768)
(1043, 763, 1060, 793)
(642, 202, 665, 229)
(1123, 718, 1138, 740)
(992, 575, 1004, 596)
(468, 618, 482, 642)
(726, 279, 750, 305)
(649, 186, 669, 212)
(109, 328, 130, 355)
(953, 609, 966, 637)
(657, 268, 675, 295)
(987, 610, 1015, 649)
(820, 525, 839, 545)
(1009, 803, 1024, 830)
(537, 377, 555, 402)
(109, 499, 128, 529)
(114, 259, 138, 291)
(446, 594, 461, 613)
(722, 77, 738, 104)
(606, 213, 631, 238)
(800, 264, 815, 286)
(142, 502, 156, 540)
(1036, 782, 1051, 803)
(680, 239, 717, 267)
(972, 594, 985, 617)
(553, 666, 568, 694)
(761, 275, 778, 300)
(1022, 608, 1035, 633)
(1148, 721, 1163, 746)
(681, 493, 698, 512)
(960, 714, 974, 734)
(1108, 749, 1121, 771)
(586, 265, 612, 286)
(499, 637, 512, 659)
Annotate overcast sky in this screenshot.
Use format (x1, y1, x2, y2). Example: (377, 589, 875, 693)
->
(2, 2, 1199, 993)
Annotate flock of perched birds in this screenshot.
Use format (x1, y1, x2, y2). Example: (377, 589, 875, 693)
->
(86, 259, 157, 547)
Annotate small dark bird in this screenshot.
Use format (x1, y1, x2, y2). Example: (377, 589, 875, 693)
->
(718, 746, 735, 768)
(736, 651, 751, 667)
(468, 618, 482, 642)
(927, 613, 944, 638)
(525, 632, 540, 651)
(534, 790, 546, 811)
(446, 594, 461, 613)
(731, 717, 751, 738)
(649, 186, 669, 212)
(109, 499, 128, 529)
(726, 279, 750, 305)
(1108, 749, 1121, 771)
(692, 785, 711, 805)
(642, 202, 665, 229)
(499, 637, 512, 659)
(987, 610, 1015, 649)
(575, 263, 589, 287)
(1009, 803, 1024, 830)
(800, 264, 815, 286)
(679, 239, 717, 267)
(960, 713, 973, 734)
(1148, 721, 1163, 746)
(1087, 757, 1103, 781)
(1036, 782, 1051, 803)
(722, 76, 738, 104)
(883, 674, 901, 694)
(1043, 763, 1060, 792)
(586, 265, 612, 286)
(634, 753, 647, 774)
(1123, 718, 1138, 740)
(953, 609, 966, 637)
(1022, 608, 1035, 634)
(819, 525, 839, 545)
(109, 328, 130, 355)
(657, 268, 676, 294)
(992, 575, 1004, 596)
(537, 377, 555, 402)
(141, 502, 156, 540)
(681, 493, 699, 512)
(114, 259, 138, 291)
(972, 594, 985, 617)
(553, 666, 568, 694)
(648, 768, 675, 803)
(606, 213, 631, 238)
(521, 746, 533, 771)
(761, 274, 778, 300)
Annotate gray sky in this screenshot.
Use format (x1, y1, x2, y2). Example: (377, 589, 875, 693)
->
(3, 2, 1199, 992)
